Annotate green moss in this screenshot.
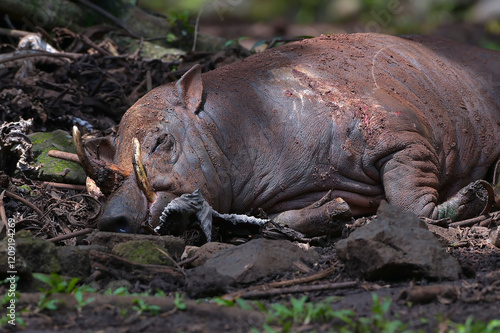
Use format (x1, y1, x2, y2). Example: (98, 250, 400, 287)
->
(112, 240, 173, 266)
(27, 130, 86, 184)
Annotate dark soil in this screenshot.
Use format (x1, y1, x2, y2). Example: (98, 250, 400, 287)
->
(1, 23, 500, 333)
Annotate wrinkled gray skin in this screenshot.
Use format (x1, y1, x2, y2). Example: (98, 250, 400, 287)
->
(91, 33, 500, 235)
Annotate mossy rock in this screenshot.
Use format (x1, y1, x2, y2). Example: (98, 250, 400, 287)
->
(114, 35, 186, 60)
(0, 241, 32, 281)
(14, 230, 61, 274)
(56, 245, 108, 279)
(112, 240, 173, 266)
(27, 129, 86, 184)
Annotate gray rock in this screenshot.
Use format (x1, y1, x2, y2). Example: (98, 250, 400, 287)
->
(427, 224, 460, 246)
(182, 242, 235, 268)
(490, 228, 500, 247)
(187, 266, 234, 298)
(204, 238, 318, 283)
(187, 238, 319, 297)
(335, 202, 462, 281)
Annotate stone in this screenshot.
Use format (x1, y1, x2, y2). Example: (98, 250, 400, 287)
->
(112, 240, 173, 266)
(56, 245, 108, 279)
(335, 201, 462, 281)
(186, 266, 234, 298)
(181, 242, 235, 268)
(489, 228, 500, 248)
(14, 230, 60, 274)
(203, 238, 319, 283)
(0, 241, 32, 281)
(186, 238, 319, 297)
(427, 224, 460, 246)
(88, 231, 185, 260)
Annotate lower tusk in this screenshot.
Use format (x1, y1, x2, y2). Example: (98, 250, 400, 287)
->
(132, 138, 157, 203)
(86, 176, 104, 200)
(73, 126, 96, 179)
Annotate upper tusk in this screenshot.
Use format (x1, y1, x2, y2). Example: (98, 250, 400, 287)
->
(73, 126, 96, 179)
(132, 138, 157, 203)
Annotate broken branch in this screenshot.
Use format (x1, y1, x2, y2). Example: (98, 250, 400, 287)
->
(449, 215, 490, 228)
(47, 227, 94, 242)
(42, 181, 86, 191)
(222, 266, 342, 300)
(229, 280, 358, 299)
(49, 150, 80, 164)
(3, 190, 43, 216)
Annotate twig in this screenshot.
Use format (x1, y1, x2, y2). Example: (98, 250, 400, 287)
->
(449, 215, 489, 228)
(398, 284, 458, 304)
(481, 210, 500, 227)
(0, 191, 8, 234)
(42, 182, 86, 191)
(48, 149, 80, 164)
(177, 254, 200, 267)
(0, 51, 81, 65)
(81, 34, 113, 56)
(47, 227, 94, 242)
(192, 3, 207, 52)
(75, 0, 140, 38)
(3, 190, 43, 216)
(49, 87, 75, 109)
(0, 27, 33, 38)
(154, 247, 187, 277)
(222, 266, 339, 300)
(230, 280, 358, 299)
(267, 266, 337, 289)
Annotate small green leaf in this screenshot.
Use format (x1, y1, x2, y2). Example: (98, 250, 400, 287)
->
(235, 298, 253, 311)
(211, 297, 235, 307)
(33, 273, 53, 286)
(66, 277, 80, 293)
(174, 292, 187, 311)
(166, 33, 177, 43)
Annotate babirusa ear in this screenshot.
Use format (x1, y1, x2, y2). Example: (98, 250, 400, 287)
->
(174, 64, 203, 112)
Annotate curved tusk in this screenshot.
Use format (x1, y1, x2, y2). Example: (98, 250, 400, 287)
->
(478, 180, 495, 216)
(73, 126, 96, 179)
(132, 138, 157, 203)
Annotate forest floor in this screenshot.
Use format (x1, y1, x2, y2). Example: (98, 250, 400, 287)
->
(0, 20, 500, 332)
